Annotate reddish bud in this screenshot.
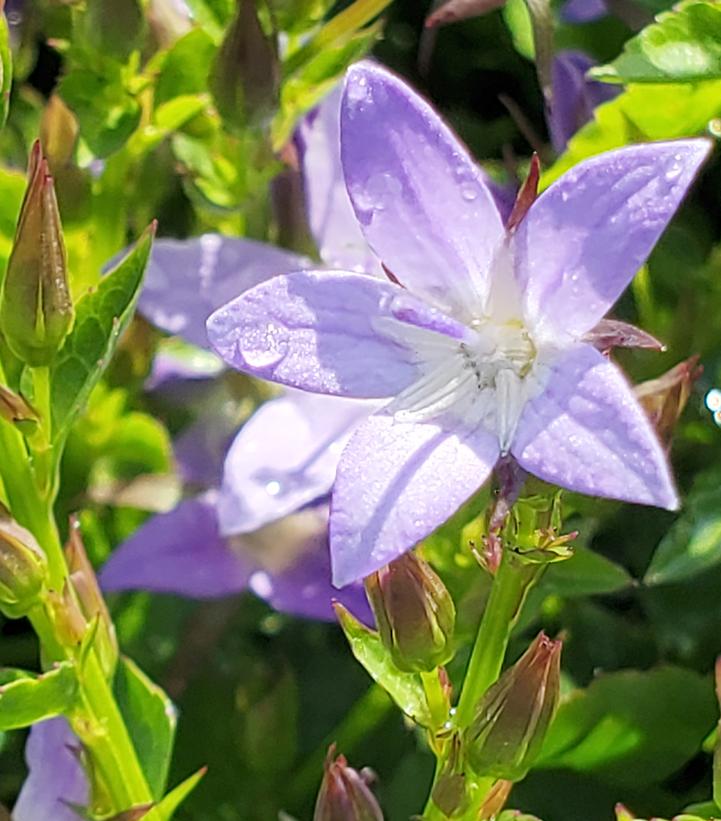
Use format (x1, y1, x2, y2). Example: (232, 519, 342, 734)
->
(0, 384, 38, 424)
(635, 356, 702, 447)
(364, 551, 455, 673)
(313, 745, 384, 821)
(480, 779, 513, 819)
(425, 0, 506, 27)
(507, 155, 540, 232)
(65, 516, 118, 675)
(464, 632, 562, 781)
(584, 318, 665, 355)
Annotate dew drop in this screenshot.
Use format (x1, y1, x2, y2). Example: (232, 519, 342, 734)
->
(265, 480, 282, 496)
(460, 183, 478, 202)
(347, 76, 370, 104)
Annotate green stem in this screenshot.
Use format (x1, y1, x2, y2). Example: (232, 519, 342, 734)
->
(0, 363, 159, 816)
(454, 552, 536, 730)
(422, 552, 537, 819)
(421, 669, 449, 732)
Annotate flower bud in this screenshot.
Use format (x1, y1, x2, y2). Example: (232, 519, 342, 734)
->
(364, 551, 455, 674)
(0, 510, 48, 617)
(635, 356, 702, 447)
(40, 95, 79, 173)
(464, 631, 562, 781)
(0, 141, 73, 365)
(209, 0, 280, 134)
(313, 744, 384, 821)
(65, 516, 118, 676)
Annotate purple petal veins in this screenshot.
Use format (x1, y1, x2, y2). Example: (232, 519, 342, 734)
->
(207, 60, 708, 585)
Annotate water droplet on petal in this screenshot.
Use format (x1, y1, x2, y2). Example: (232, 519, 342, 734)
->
(460, 183, 478, 202)
(265, 480, 282, 496)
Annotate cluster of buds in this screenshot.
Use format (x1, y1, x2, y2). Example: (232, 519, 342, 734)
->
(0, 506, 48, 618)
(313, 745, 384, 820)
(0, 141, 73, 366)
(464, 632, 562, 782)
(364, 550, 456, 674)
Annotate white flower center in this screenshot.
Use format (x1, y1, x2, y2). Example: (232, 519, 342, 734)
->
(377, 246, 550, 452)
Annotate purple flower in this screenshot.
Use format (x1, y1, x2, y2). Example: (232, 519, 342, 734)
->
(207, 61, 710, 587)
(14, 718, 88, 821)
(101, 389, 373, 621)
(560, 0, 607, 23)
(548, 51, 620, 153)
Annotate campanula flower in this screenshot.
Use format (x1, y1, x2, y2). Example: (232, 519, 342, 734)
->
(207, 61, 710, 587)
(13, 718, 88, 821)
(548, 50, 620, 153)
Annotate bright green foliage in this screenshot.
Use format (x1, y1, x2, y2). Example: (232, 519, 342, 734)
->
(50, 225, 154, 448)
(114, 656, 177, 801)
(593, 2, 721, 84)
(0, 663, 77, 730)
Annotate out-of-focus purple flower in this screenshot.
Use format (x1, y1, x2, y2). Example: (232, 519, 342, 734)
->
(561, 0, 607, 23)
(14, 718, 88, 821)
(101, 391, 373, 621)
(208, 61, 710, 586)
(548, 51, 620, 153)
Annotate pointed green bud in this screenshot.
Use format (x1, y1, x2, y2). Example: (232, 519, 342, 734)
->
(209, 0, 280, 134)
(464, 631, 562, 781)
(0, 141, 74, 365)
(84, 0, 145, 60)
(313, 744, 384, 821)
(364, 550, 455, 674)
(0, 507, 48, 617)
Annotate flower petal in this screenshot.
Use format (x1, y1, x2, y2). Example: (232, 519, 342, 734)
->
(246, 506, 373, 623)
(207, 270, 469, 397)
(100, 495, 252, 597)
(560, 0, 607, 24)
(330, 413, 499, 586)
(297, 85, 382, 274)
(341, 61, 505, 318)
(514, 140, 711, 340)
(138, 235, 310, 348)
(218, 390, 375, 535)
(511, 345, 678, 509)
(14, 718, 88, 821)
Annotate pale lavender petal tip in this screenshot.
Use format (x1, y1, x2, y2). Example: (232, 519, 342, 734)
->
(512, 345, 679, 510)
(341, 61, 504, 318)
(206, 270, 465, 398)
(138, 235, 311, 349)
(100, 495, 253, 598)
(14, 718, 88, 821)
(516, 139, 712, 339)
(330, 413, 499, 587)
(560, 0, 607, 23)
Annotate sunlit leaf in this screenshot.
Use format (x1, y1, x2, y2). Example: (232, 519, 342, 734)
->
(0, 663, 77, 730)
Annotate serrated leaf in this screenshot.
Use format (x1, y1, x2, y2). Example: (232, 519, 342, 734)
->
(334, 603, 432, 727)
(541, 545, 633, 598)
(114, 656, 177, 800)
(645, 470, 721, 586)
(50, 224, 154, 448)
(536, 667, 716, 785)
(593, 2, 721, 84)
(0, 663, 77, 730)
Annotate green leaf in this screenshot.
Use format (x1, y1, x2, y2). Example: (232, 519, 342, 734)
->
(59, 55, 141, 157)
(154, 29, 217, 106)
(644, 470, 721, 585)
(154, 768, 207, 817)
(183, 0, 235, 41)
(593, 2, 721, 84)
(0, 11, 12, 129)
(541, 80, 721, 186)
(541, 545, 633, 598)
(0, 662, 78, 730)
(536, 667, 716, 785)
(334, 603, 432, 728)
(114, 656, 177, 800)
(50, 224, 155, 447)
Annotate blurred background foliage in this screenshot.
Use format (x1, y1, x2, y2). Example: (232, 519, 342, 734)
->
(1, 0, 721, 819)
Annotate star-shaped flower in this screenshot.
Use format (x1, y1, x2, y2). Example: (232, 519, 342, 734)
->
(208, 62, 710, 588)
